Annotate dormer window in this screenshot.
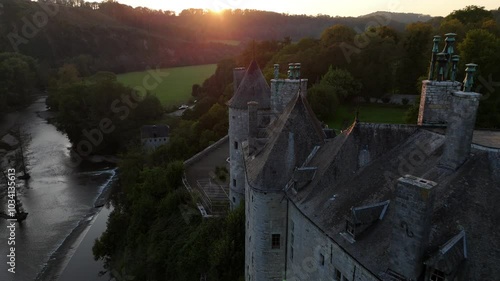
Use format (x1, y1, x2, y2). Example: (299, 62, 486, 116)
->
(341, 200, 390, 242)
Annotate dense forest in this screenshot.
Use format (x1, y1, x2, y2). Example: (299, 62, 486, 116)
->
(0, 0, 441, 73)
(0, 1, 499, 280)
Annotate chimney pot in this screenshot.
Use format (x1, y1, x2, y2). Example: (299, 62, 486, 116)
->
(463, 63, 478, 92)
(274, 64, 280, 79)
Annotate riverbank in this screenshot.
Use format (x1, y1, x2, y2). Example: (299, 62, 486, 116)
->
(35, 171, 118, 281)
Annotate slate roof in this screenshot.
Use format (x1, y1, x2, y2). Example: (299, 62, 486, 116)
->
(227, 60, 271, 109)
(425, 230, 467, 277)
(245, 92, 325, 190)
(140, 125, 169, 139)
(284, 123, 500, 280)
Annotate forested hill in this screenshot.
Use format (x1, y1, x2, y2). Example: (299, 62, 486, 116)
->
(360, 11, 433, 24)
(0, 1, 240, 73)
(0, 0, 435, 73)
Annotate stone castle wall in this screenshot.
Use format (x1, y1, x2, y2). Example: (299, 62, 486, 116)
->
(229, 107, 248, 209)
(285, 203, 378, 281)
(246, 188, 287, 281)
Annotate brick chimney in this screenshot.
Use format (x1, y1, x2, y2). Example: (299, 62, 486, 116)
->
(389, 175, 437, 280)
(248, 101, 258, 155)
(439, 64, 481, 170)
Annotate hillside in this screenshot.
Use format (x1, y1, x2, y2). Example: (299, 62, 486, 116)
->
(0, 1, 433, 73)
(0, 1, 240, 73)
(361, 11, 433, 24)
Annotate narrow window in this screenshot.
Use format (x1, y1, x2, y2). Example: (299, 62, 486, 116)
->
(234, 141, 238, 150)
(233, 179, 236, 187)
(271, 234, 280, 249)
(320, 254, 325, 266)
(330, 245, 333, 264)
(290, 246, 294, 261)
(334, 268, 342, 281)
(232, 197, 236, 203)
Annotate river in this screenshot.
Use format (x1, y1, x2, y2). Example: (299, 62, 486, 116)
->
(0, 97, 115, 281)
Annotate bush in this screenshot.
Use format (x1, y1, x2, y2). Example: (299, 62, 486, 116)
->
(402, 98, 409, 105)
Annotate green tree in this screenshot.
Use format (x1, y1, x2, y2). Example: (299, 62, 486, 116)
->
(395, 22, 433, 95)
(308, 67, 361, 120)
(447, 5, 494, 27)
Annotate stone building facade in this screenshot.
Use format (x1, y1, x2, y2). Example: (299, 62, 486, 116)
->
(228, 37, 500, 281)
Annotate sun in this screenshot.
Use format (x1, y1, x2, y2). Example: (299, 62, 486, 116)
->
(208, 7, 225, 14)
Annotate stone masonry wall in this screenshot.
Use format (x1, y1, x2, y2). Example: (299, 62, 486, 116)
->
(286, 203, 379, 281)
(229, 107, 248, 209)
(389, 176, 436, 280)
(440, 91, 481, 170)
(418, 80, 461, 126)
(246, 188, 287, 281)
(271, 79, 308, 116)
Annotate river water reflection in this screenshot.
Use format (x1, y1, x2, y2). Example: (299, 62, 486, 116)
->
(0, 97, 115, 281)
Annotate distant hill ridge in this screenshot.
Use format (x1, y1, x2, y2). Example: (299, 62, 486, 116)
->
(360, 11, 433, 24)
(0, 1, 435, 73)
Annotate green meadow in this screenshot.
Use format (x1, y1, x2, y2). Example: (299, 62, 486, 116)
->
(327, 103, 410, 131)
(117, 64, 217, 106)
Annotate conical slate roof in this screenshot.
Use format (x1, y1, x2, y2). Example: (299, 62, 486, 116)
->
(227, 60, 271, 109)
(246, 92, 325, 189)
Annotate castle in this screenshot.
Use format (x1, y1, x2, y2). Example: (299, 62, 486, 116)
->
(227, 33, 500, 281)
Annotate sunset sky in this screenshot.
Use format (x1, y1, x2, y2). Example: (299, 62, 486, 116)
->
(99, 0, 499, 17)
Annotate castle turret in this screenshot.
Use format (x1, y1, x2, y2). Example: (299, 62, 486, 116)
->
(245, 93, 325, 281)
(227, 61, 271, 210)
(418, 33, 462, 126)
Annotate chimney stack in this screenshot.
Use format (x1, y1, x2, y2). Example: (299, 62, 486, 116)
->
(389, 175, 437, 280)
(248, 101, 259, 155)
(440, 64, 481, 170)
(274, 64, 280, 80)
(418, 34, 461, 126)
(233, 67, 246, 93)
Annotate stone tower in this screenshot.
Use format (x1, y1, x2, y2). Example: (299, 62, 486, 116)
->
(418, 33, 462, 126)
(227, 61, 271, 210)
(244, 92, 325, 281)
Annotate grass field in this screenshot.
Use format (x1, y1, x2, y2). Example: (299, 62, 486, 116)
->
(117, 64, 217, 106)
(326, 103, 410, 130)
